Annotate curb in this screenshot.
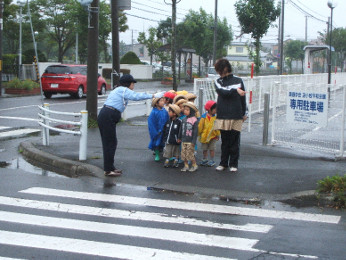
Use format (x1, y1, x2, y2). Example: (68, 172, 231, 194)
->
(19, 141, 318, 203)
(19, 142, 104, 178)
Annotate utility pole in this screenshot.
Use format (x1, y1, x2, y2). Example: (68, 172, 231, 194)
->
(0, 0, 4, 96)
(111, 0, 120, 89)
(86, 0, 99, 122)
(171, 0, 177, 91)
(279, 0, 285, 75)
(305, 16, 308, 42)
(212, 0, 218, 65)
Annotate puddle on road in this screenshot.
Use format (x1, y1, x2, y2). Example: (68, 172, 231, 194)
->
(2, 157, 68, 178)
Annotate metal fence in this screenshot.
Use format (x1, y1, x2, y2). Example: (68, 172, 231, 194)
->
(194, 73, 346, 157)
(38, 103, 88, 160)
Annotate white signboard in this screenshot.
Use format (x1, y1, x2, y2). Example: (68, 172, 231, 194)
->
(286, 89, 328, 127)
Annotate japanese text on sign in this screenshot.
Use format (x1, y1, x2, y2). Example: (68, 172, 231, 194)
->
(286, 90, 328, 127)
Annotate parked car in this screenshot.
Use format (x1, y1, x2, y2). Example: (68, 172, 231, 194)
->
(41, 64, 108, 99)
(206, 67, 218, 78)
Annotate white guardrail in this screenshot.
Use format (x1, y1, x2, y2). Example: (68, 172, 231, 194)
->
(38, 103, 88, 161)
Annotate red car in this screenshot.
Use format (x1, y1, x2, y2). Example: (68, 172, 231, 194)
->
(41, 64, 108, 99)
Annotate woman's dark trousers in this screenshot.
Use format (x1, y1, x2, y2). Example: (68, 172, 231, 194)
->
(220, 130, 241, 168)
(97, 107, 121, 172)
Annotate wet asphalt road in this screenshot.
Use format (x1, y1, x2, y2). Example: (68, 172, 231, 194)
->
(0, 84, 345, 259)
(0, 168, 345, 260)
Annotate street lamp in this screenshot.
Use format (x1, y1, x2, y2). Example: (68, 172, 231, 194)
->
(327, 0, 336, 84)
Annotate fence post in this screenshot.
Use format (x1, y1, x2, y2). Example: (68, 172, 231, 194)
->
(262, 93, 270, 146)
(340, 85, 346, 157)
(42, 103, 50, 146)
(247, 79, 253, 132)
(198, 88, 204, 114)
(79, 110, 88, 161)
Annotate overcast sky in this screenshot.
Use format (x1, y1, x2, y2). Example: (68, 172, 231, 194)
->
(120, 0, 345, 45)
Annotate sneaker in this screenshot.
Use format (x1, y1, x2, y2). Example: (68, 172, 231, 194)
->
(206, 160, 216, 167)
(230, 167, 238, 172)
(172, 159, 179, 168)
(155, 154, 160, 162)
(189, 165, 198, 172)
(164, 159, 170, 168)
(200, 159, 208, 166)
(181, 166, 189, 172)
(216, 165, 225, 171)
(104, 170, 122, 177)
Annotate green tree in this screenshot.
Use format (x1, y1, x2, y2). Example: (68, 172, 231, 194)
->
(34, 0, 80, 63)
(120, 51, 141, 64)
(284, 40, 307, 73)
(235, 0, 280, 75)
(179, 8, 232, 67)
(325, 27, 346, 71)
(137, 27, 162, 65)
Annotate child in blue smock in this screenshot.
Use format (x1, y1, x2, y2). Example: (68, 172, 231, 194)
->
(148, 97, 169, 161)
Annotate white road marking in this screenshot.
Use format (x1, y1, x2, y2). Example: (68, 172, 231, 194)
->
(0, 116, 39, 122)
(0, 230, 233, 260)
(21, 187, 341, 224)
(0, 196, 272, 233)
(0, 210, 258, 251)
(0, 128, 40, 138)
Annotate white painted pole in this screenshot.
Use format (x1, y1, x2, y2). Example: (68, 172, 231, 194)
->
(339, 85, 346, 157)
(42, 103, 50, 146)
(79, 110, 88, 161)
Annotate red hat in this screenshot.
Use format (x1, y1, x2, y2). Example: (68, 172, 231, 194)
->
(164, 91, 176, 100)
(204, 100, 216, 111)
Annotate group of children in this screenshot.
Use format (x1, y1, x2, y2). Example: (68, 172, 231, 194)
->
(147, 90, 220, 172)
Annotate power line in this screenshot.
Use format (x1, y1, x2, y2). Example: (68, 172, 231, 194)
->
(289, 0, 326, 23)
(124, 13, 161, 23)
(132, 1, 185, 17)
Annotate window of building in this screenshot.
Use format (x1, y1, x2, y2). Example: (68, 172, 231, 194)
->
(236, 47, 243, 53)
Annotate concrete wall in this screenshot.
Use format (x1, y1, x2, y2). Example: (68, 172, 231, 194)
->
(98, 63, 153, 79)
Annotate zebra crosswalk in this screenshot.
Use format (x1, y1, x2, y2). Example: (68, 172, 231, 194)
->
(0, 126, 40, 140)
(0, 186, 341, 259)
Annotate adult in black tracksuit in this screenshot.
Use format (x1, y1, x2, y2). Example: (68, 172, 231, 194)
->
(213, 59, 247, 172)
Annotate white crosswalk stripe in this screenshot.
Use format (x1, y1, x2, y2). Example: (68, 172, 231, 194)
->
(0, 126, 40, 139)
(0, 186, 337, 259)
(20, 187, 342, 224)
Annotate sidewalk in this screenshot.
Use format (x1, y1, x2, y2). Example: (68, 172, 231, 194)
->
(19, 114, 346, 202)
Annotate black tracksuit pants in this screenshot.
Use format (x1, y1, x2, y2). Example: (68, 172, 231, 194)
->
(97, 106, 121, 172)
(220, 130, 241, 168)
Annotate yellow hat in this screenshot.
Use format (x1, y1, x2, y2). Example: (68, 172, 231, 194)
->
(176, 90, 189, 96)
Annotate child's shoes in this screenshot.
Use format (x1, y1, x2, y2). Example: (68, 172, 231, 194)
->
(172, 159, 179, 168)
(189, 165, 198, 172)
(200, 159, 208, 166)
(164, 159, 170, 168)
(207, 160, 216, 167)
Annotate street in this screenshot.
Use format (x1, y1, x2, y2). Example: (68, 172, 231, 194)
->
(0, 169, 344, 259)
(0, 88, 345, 259)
